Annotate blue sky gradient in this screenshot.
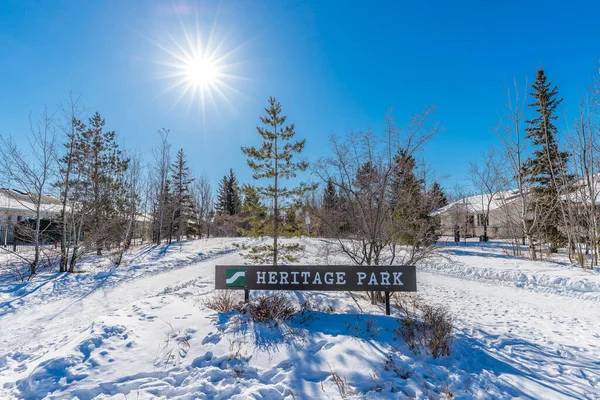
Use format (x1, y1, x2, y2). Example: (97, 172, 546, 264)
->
(1, 0, 599, 193)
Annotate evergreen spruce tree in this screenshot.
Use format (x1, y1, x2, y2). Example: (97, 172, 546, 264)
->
(238, 184, 268, 237)
(215, 169, 241, 216)
(426, 181, 447, 239)
(77, 112, 129, 256)
(323, 178, 339, 211)
(321, 178, 340, 236)
(215, 175, 229, 215)
(428, 182, 448, 211)
(227, 169, 242, 216)
(241, 97, 314, 264)
(522, 68, 569, 252)
(390, 150, 438, 247)
(170, 149, 195, 241)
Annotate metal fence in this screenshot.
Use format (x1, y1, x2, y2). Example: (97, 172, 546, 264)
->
(0, 228, 61, 253)
(0, 227, 14, 247)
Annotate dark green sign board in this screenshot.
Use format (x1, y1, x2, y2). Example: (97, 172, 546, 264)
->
(215, 265, 417, 292)
(215, 265, 417, 315)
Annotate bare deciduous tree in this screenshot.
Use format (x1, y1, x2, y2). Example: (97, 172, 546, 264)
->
(56, 90, 85, 272)
(468, 149, 507, 242)
(0, 109, 57, 276)
(115, 153, 144, 265)
(495, 79, 538, 259)
(313, 107, 442, 304)
(152, 129, 172, 244)
(193, 173, 214, 238)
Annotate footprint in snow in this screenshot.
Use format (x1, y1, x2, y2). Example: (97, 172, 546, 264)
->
(261, 369, 287, 384)
(201, 332, 222, 345)
(311, 340, 335, 354)
(276, 360, 293, 372)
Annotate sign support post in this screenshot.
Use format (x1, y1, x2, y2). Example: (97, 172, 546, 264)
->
(385, 291, 391, 316)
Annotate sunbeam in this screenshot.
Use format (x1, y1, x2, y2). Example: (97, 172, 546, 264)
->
(150, 13, 248, 121)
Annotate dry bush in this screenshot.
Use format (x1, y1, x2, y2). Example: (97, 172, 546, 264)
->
(384, 353, 411, 379)
(420, 304, 453, 357)
(212, 214, 241, 237)
(203, 290, 241, 312)
(322, 365, 356, 399)
(155, 323, 192, 369)
(38, 247, 60, 272)
(238, 293, 296, 324)
(395, 296, 453, 358)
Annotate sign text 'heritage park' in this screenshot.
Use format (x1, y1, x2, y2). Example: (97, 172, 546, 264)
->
(215, 265, 417, 292)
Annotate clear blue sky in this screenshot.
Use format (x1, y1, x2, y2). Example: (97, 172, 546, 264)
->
(1, 0, 599, 193)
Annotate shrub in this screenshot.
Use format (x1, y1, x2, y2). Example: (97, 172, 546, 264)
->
(395, 298, 453, 358)
(203, 290, 241, 312)
(420, 304, 453, 357)
(239, 293, 296, 324)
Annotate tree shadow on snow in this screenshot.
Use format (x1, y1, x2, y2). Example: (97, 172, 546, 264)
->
(452, 330, 599, 399)
(207, 307, 598, 399)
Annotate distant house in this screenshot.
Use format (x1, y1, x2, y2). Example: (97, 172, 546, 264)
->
(0, 188, 62, 246)
(0, 187, 155, 247)
(432, 190, 524, 239)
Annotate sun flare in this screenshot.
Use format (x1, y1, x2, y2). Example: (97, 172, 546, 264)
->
(184, 56, 219, 87)
(149, 17, 246, 119)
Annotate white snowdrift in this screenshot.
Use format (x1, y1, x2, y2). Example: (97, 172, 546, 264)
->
(428, 241, 600, 301)
(0, 238, 599, 399)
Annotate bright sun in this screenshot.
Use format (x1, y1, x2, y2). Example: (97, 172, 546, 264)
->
(184, 56, 219, 87)
(149, 17, 245, 118)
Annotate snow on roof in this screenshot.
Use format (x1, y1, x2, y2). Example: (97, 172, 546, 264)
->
(432, 189, 522, 216)
(0, 188, 62, 216)
(135, 213, 152, 223)
(0, 189, 156, 223)
(559, 174, 600, 205)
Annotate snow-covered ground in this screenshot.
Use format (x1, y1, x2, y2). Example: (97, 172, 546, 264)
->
(0, 238, 599, 399)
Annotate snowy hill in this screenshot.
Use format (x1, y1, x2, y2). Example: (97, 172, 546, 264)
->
(1, 238, 599, 399)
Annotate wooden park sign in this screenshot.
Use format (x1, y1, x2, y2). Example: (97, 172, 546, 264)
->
(215, 265, 417, 315)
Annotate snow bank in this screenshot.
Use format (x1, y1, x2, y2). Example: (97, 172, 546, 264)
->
(1, 238, 599, 399)
(427, 242, 600, 301)
(6, 295, 520, 399)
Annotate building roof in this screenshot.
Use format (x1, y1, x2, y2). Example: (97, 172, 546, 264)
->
(559, 174, 600, 205)
(432, 189, 522, 216)
(0, 188, 62, 216)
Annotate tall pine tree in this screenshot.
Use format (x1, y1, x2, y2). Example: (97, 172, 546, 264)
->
(65, 112, 128, 270)
(428, 182, 448, 211)
(523, 68, 569, 253)
(170, 149, 194, 242)
(215, 169, 241, 216)
(79, 112, 129, 256)
(241, 97, 314, 264)
(390, 149, 438, 247)
(323, 178, 339, 211)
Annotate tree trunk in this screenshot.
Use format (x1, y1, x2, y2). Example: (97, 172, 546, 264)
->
(528, 234, 537, 261)
(69, 245, 78, 273)
(273, 125, 279, 265)
(68, 218, 83, 273)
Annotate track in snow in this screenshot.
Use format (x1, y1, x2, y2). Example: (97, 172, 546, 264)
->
(0, 241, 243, 385)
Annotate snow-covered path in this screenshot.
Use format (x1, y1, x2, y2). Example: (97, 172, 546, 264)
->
(0, 239, 248, 387)
(418, 271, 600, 398)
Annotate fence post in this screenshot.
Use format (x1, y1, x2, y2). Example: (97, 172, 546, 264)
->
(385, 291, 391, 316)
(244, 289, 249, 303)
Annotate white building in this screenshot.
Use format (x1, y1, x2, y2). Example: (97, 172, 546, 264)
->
(0, 188, 63, 245)
(432, 190, 524, 239)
